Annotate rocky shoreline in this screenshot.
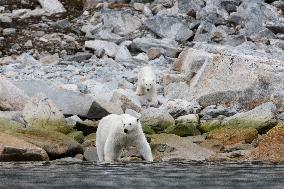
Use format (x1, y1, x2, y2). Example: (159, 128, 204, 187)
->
(0, 0, 284, 163)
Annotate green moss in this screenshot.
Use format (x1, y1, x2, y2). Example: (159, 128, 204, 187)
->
(68, 131, 84, 143)
(199, 120, 222, 133)
(0, 118, 24, 133)
(222, 118, 277, 134)
(142, 125, 156, 135)
(165, 122, 201, 137)
(28, 119, 73, 134)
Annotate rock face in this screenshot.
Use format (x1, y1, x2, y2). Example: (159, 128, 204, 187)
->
(0, 77, 29, 111)
(23, 93, 72, 134)
(170, 44, 284, 110)
(0, 133, 49, 161)
(252, 122, 284, 162)
(223, 102, 278, 133)
(150, 134, 215, 161)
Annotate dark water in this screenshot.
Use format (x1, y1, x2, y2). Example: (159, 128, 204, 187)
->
(0, 161, 284, 189)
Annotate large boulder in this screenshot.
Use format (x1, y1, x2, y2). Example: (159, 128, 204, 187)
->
(132, 37, 181, 58)
(223, 102, 278, 133)
(23, 93, 72, 134)
(168, 44, 284, 110)
(102, 10, 142, 36)
(252, 122, 284, 162)
(150, 134, 215, 161)
(38, 0, 66, 14)
(12, 80, 123, 119)
(144, 15, 193, 42)
(140, 107, 175, 133)
(13, 129, 83, 159)
(207, 127, 258, 146)
(111, 89, 142, 112)
(0, 77, 29, 111)
(165, 114, 201, 136)
(0, 133, 49, 161)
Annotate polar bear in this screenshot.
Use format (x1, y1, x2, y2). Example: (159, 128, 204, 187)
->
(96, 114, 153, 163)
(136, 66, 157, 105)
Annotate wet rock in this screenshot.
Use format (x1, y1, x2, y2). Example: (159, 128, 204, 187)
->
(83, 147, 98, 161)
(223, 102, 277, 133)
(145, 15, 193, 42)
(102, 10, 142, 36)
(23, 93, 72, 134)
(164, 99, 201, 118)
(207, 127, 258, 146)
(165, 114, 201, 137)
(85, 40, 119, 57)
(140, 107, 175, 133)
(13, 129, 83, 159)
(111, 89, 142, 112)
(38, 0, 66, 14)
(252, 122, 284, 162)
(199, 139, 224, 152)
(0, 133, 49, 161)
(0, 77, 29, 111)
(150, 134, 215, 161)
(132, 37, 181, 57)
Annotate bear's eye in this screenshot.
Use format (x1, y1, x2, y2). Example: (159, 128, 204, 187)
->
(129, 123, 132, 126)
(150, 84, 152, 86)
(123, 124, 126, 126)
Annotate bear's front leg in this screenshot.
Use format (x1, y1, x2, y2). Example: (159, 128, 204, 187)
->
(135, 130, 153, 162)
(103, 137, 117, 163)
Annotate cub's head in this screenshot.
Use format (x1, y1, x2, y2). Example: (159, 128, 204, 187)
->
(142, 78, 155, 92)
(121, 114, 140, 134)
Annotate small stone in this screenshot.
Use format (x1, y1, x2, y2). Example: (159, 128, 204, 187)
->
(39, 53, 59, 65)
(24, 40, 33, 47)
(84, 147, 98, 161)
(38, 0, 66, 14)
(147, 48, 161, 60)
(3, 28, 16, 35)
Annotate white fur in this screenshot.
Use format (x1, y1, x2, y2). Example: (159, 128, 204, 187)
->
(136, 66, 157, 105)
(96, 114, 153, 163)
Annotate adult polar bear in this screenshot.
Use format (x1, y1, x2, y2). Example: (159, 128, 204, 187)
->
(136, 66, 157, 105)
(96, 114, 153, 163)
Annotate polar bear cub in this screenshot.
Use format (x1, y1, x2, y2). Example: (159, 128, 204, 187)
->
(136, 65, 157, 105)
(96, 114, 153, 163)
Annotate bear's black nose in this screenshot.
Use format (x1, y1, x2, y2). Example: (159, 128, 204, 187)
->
(146, 89, 150, 91)
(124, 129, 128, 134)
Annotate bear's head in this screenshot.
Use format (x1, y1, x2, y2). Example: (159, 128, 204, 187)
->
(142, 78, 155, 92)
(121, 114, 140, 134)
